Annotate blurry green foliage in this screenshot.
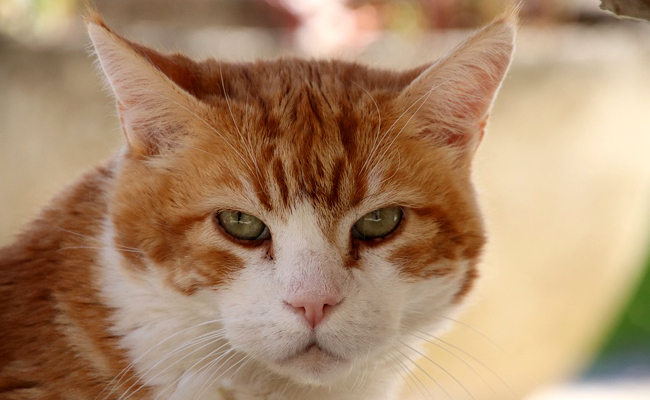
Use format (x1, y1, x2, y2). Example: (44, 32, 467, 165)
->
(597, 253, 650, 355)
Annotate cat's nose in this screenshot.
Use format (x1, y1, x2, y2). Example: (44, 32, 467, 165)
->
(286, 295, 341, 329)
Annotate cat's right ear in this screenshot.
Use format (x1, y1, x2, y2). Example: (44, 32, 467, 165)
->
(85, 12, 203, 157)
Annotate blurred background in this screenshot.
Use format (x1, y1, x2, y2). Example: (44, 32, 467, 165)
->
(1, 0, 649, 399)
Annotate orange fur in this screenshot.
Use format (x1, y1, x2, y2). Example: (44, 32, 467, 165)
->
(0, 10, 515, 399)
(0, 163, 150, 399)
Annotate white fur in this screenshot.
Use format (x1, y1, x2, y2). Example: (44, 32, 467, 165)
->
(99, 194, 471, 400)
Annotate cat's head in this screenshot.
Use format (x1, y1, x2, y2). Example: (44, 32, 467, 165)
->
(88, 11, 514, 387)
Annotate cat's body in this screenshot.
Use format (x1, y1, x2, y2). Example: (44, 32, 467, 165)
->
(0, 10, 515, 400)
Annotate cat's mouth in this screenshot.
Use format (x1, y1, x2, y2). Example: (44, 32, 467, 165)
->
(268, 339, 352, 385)
(279, 340, 342, 364)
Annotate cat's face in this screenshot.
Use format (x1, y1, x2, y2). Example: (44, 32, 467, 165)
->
(89, 12, 513, 389)
(109, 79, 484, 384)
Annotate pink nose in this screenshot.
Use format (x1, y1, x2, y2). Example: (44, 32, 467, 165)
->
(287, 295, 341, 329)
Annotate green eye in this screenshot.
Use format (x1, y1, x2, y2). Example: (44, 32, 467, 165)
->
(217, 210, 270, 241)
(352, 207, 403, 240)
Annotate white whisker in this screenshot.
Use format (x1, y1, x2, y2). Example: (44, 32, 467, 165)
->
(428, 313, 512, 359)
(196, 352, 249, 399)
(139, 88, 251, 170)
(98, 319, 223, 400)
(389, 352, 434, 400)
(58, 246, 141, 256)
(218, 63, 265, 192)
(54, 227, 140, 253)
(410, 331, 496, 396)
(152, 343, 233, 400)
(119, 333, 226, 400)
(400, 340, 474, 400)
(371, 79, 449, 180)
(364, 78, 436, 176)
(414, 329, 514, 396)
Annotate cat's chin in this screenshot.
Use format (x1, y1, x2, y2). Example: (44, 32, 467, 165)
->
(271, 344, 352, 385)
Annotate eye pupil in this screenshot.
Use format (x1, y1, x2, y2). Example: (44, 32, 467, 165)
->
(353, 207, 403, 240)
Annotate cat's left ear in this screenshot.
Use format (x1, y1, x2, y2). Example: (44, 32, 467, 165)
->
(85, 11, 205, 157)
(397, 8, 517, 165)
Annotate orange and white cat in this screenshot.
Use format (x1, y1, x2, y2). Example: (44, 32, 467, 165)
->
(0, 9, 515, 400)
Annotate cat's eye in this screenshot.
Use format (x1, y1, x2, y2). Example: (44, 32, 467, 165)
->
(352, 207, 403, 240)
(217, 210, 270, 241)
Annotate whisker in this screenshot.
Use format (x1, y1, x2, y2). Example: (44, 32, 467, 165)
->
(139, 86, 269, 204)
(369, 89, 421, 161)
(196, 352, 249, 399)
(378, 149, 402, 187)
(372, 79, 449, 179)
(55, 226, 100, 241)
(389, 351, 434, 400)
(276, 375, 292, 399)
(192, 348, 237, 387)
(400, 340, 474, 400)
(98, 319, 224, 400)
(218, 63, 265, 191)
(415, 329, 515, 397)
(56, 245, 142, 255)
(398, 348, 451, 400)
(153, 343, 233, 400)
(54, 227, 140, 253)
(179, 348, 240, 399)
(386, 354, 418, 400)
(364, 78, 439, 176)
(135, 331, 225, 384)
(410, 331, 497, 396)
(359, 351, 382, 399)
(242, 91, 262, 184)
(428, 312, 512, 360)
(139, 88, 252, 171)
(119, 333, 226, 400)
(351, 346, 373, 393)
(404, 309, 512, 359)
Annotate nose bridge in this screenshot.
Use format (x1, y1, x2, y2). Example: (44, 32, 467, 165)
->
(291, 248, 341, 292)
(274, 202, 347, 328)
(274, 201, 345, 292)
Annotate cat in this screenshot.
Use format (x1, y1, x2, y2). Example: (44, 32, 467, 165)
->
(0, 8, 515, 400)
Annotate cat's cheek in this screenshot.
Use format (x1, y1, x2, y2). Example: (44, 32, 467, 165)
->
(399, 259, 477, 333)
(99, 225, 232, 393)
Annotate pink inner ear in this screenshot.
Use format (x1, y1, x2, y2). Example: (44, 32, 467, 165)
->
(445, 130, 470, 147)
(117, 102, 132, 146)
(117, 99, 172, 157)
(477, 117, 488, 144)
(433, 115, 487, 151)
(117, 101, 148, 155)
